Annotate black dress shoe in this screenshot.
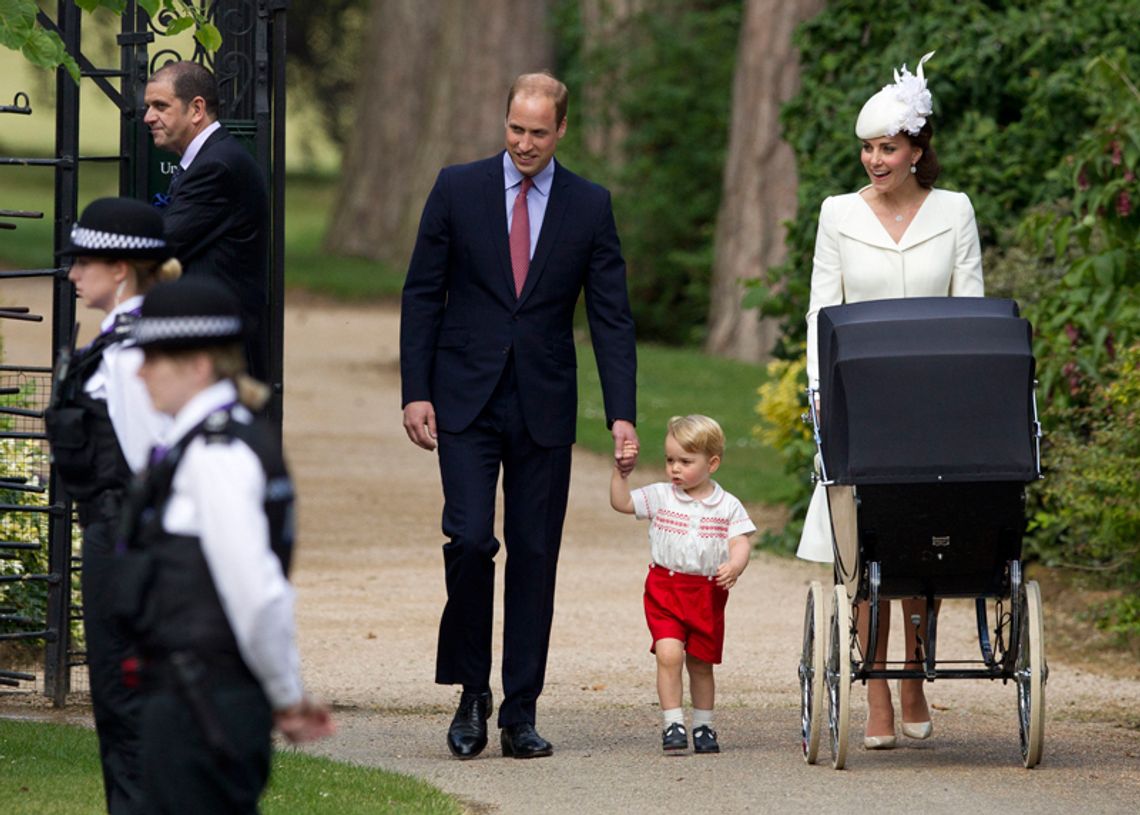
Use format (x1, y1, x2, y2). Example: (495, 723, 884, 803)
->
(500, 722, 553, 759)
(447, 690, 492, 759)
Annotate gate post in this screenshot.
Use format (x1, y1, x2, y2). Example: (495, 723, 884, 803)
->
(42, 0, 82, 706)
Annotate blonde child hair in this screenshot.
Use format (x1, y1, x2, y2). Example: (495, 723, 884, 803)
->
(667, 414, 725, 459)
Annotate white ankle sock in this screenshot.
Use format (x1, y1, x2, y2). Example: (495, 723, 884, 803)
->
(662, 708, 684, 727)
(692, 708, 714, 729)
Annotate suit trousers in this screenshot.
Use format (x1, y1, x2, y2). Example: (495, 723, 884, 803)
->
(435, 357, 572, 727)
(81, 516, 149, 815)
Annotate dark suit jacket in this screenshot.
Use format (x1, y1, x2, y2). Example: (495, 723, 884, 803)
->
(163, 125, 269, 378)
(401, 153, 636, 448)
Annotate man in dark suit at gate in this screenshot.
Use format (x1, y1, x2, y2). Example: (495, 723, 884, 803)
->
(144, 60, 269, 382)
(401, 72, 639, 760)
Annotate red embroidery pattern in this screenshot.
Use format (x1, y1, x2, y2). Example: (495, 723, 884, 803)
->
(698, 517, 730, 540)
(653, 508, 690, 536)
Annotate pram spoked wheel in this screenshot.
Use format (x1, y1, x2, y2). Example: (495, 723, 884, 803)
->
(1016, 578, 1047, 768)
(799, 581, 826, 763)
(826, 584, 851, 769)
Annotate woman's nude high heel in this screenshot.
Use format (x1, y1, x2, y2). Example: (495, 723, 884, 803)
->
(897, 680, 933, 740)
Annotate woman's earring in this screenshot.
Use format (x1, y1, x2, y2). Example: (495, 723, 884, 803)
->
(910, 164, 917, 174)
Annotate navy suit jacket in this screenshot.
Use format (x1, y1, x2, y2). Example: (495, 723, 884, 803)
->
(163, 125, 269, 378)
(401, 153, 636, 448)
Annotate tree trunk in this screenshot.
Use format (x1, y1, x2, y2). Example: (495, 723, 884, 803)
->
(578, 0, 641, 159)
(324, 0, 554, 266)
(705, 0, 825, 362)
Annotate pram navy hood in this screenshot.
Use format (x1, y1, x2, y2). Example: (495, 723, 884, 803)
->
(817, 297, 1037, 485)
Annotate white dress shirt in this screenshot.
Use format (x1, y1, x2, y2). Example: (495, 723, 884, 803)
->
(159, 380, 303, 709)
(179, 120, 222, 170)
(503, 151, 556, 260)
(82, 296, 171, 474)
(631, 481, 756, 576)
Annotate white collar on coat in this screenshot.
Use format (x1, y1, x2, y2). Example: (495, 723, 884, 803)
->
(836, 186, 954, 252)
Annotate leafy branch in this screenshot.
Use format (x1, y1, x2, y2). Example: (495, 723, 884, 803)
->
(0, 0, 220, 82)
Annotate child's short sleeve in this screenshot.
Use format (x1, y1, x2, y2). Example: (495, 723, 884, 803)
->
(727, 493, 758, 538)
(630, 482, 667, 521)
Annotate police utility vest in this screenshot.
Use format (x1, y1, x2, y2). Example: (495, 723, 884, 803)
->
(117, 406, 295, 662)
(44, 316, 135, 502)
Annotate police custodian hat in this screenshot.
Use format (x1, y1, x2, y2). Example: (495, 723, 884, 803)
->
(60, 197, 169, 259)
(132, 277, 245, 352)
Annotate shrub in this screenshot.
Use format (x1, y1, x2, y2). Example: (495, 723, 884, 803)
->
(753, 355, 813, 552)
(1033, 344, 1140, 636)
(765, 0, 1139, 359)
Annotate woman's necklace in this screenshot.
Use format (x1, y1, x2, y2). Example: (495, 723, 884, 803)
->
(877, 192, 922, 225)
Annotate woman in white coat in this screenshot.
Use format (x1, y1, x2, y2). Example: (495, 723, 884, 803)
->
(797, 53, 984, 750)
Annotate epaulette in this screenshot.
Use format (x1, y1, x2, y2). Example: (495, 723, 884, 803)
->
(111, 311, 138, 338)
(202, 409, 235, 444)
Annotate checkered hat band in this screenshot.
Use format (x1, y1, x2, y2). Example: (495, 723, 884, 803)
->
(70, 224, 167, 251)
(134, 316, 243, 343)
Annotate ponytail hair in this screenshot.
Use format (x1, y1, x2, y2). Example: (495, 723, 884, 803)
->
(208, 343, 271, 412)
(128, 256, 183, 293)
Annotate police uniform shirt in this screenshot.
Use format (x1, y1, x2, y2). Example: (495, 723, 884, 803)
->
(83, 295, 171, 473)
(158, 379, 303, 710)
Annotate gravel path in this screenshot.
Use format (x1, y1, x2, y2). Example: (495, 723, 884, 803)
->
(282, 302, 1140, 814)
(3, 285, 1139, 814)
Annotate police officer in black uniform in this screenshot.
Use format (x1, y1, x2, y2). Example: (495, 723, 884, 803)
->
(46, 197, 181, 815)
(117, 277, 332, 814)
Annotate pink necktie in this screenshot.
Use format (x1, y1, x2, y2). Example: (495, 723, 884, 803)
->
(510, 176, 534, 296)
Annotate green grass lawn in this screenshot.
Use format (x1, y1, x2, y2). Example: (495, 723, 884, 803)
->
(0, 719, 460, 815)
(282, 175, 405, 299)
(577, 342, 793, 506)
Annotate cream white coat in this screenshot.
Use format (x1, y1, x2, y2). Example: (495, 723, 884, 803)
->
(805, 186, 984, 389)
(797, 186, 984, 561)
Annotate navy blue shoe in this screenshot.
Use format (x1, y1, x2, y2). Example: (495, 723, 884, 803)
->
(662, 722, 688, 752)
(693, 725, 720, 754)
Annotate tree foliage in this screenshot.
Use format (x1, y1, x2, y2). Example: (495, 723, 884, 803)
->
(1019, 51, 1140, 412)
(556, 0, 743, 345)
(0, 0, 218, 81)
(761, 0, 1139, 354)
(284, 0, 369, 150)
(1016, 50, 1140, 630)
(755, 0, 1140, 553)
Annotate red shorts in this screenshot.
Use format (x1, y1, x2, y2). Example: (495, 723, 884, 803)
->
(643, 563, 729, 664)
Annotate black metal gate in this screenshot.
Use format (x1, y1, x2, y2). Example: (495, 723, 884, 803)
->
(0, 0, 287, 705)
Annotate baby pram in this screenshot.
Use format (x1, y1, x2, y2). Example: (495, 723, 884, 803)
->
(797, 297, 1046, 769)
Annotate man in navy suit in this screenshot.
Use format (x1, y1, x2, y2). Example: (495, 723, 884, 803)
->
(144, 61, 269, 382)
(401, 72, 639, 760)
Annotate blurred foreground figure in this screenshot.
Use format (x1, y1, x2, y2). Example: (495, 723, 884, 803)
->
(118, 277, 332, 813)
